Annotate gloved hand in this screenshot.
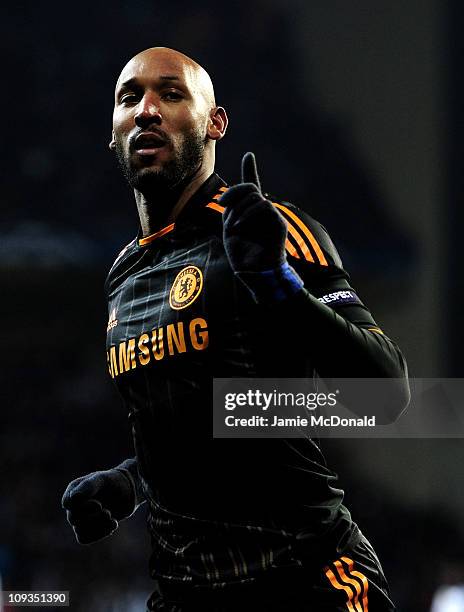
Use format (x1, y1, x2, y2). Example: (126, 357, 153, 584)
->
(61, 467, 136, 545)
(220, 152, 304, 303)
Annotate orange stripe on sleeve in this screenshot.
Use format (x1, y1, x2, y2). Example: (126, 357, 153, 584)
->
(212, 188, 228, 200)
(206, 201, 302, 260)
(273, 202, 328, 266)
(285, 238, 300, 259)
(341, 558, 369, 612)
(334, 560, 365, 612)
(284, 222, 314, 262)
(324, 568, 358, 612)
(206, 194, 324, 267)
(206, 202, 226, 213)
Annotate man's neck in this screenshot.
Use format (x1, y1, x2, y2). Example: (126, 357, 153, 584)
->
(135, 166, 213, 237)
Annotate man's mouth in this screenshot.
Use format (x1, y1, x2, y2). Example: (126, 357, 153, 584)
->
(132, 131, 167, 156)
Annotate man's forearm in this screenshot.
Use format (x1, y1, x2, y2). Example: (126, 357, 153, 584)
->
(115, 457, 146, 508)
(271, 288, 410, 421)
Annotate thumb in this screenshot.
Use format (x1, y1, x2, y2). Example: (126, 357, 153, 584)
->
(241, 152, 261, 192)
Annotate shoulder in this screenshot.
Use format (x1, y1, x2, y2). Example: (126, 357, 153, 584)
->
(205, 186, 343, 270)
(104, 237, 139, 296)
(112, 237, 138, 266)
(265, 195, 343, 270)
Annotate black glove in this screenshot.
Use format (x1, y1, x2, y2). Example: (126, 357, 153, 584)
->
(61, 467, 136, 545)
(220, 152, 303, 303)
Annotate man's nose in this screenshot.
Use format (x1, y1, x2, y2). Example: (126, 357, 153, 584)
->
(134, 95, 162, 128)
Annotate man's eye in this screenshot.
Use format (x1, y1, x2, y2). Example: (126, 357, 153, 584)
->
(120, 94, 139, 104)
(162, 91, 183, 101)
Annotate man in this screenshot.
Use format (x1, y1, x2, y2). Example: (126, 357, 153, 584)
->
(62, 47, 409, 611)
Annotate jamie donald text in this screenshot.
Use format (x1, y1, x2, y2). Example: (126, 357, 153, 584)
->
(224, 414, 376, 428)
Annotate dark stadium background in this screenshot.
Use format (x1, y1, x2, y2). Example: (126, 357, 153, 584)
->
(2, 1, 464, 610)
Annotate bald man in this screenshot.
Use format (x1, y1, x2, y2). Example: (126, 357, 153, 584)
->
(62, 47, 408, 611)
(109, 48, 225, 228)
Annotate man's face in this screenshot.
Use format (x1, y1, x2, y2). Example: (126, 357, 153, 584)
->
(112, 51, 211, 193)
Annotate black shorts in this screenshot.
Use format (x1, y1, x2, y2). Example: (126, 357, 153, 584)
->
(146, 533, 395, 611)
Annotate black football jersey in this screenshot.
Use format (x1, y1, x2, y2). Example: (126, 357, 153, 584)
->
(104, 173, 406, 586)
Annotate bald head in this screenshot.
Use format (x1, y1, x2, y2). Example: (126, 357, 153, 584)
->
(110, 46, 228, 209)
(116, 47, 216, 109)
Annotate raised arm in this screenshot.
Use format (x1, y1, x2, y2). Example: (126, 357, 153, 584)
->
(220, 152, 410, 421)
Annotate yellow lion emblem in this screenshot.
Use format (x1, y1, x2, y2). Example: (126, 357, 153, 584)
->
(169, 266, 203, 310)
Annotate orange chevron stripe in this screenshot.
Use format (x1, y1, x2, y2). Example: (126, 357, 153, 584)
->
(284, 221, 314, 262)
(285, 238, 300, 258)
(334, 560, 365, 612)
(206, 202, 226, 213)
(207, 192, 319, 265)
(212, 188, 229, 200)
(272, 202, 328, 266)
(325, 568, 358, 612)
(139, 223, 175, 246)
(341, 558, 369, 612)
(206, 202, 302, 260)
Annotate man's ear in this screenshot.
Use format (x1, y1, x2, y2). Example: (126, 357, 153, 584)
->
(109, 130, 116, 151)
(207, 107, 228, 141)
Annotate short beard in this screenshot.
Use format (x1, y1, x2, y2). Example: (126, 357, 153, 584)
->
(115, 128, 206, 197)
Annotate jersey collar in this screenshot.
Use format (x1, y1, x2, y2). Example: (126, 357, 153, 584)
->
(137, 172, 228, 247)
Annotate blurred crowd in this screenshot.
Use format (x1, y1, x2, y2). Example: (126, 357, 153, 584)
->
(3, 1, 414, 276)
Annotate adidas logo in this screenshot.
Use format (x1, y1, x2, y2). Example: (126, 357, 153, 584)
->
(107, 308, 118, 332)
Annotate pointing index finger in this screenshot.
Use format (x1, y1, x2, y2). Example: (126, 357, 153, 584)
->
(241, 152, 261, 192)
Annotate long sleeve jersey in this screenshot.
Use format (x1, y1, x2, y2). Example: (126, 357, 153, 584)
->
(104, 172, 409, 587)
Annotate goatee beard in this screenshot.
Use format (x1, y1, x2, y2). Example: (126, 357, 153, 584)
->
(116, 130, 206, 197)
